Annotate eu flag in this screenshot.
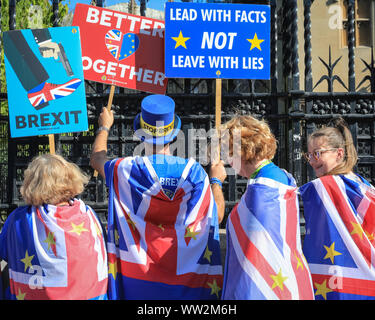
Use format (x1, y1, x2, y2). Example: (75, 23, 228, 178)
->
(301, 174, 375, 300)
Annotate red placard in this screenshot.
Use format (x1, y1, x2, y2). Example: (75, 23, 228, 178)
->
(72, 4, 167, 94)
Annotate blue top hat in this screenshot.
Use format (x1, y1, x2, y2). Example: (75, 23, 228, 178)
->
(134, 94, 181, 145)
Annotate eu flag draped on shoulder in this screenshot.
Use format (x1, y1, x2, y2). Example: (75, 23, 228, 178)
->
(0, 199, 108, 300)
(301, 174, 375, 300)
(222, 162, 314, 300)
(90, 94, 223, 300)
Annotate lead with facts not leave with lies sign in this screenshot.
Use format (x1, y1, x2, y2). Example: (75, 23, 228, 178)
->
(164, 2, 270, 80)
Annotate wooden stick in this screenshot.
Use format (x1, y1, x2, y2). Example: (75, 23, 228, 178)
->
(215, 78, 222, 161)
(106, 85, 116, 111)
(48, 134, 55, 154)
(93, 85, 116, 178)
(215, 79, 222, 129)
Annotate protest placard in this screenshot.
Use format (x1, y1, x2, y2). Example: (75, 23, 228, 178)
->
(4, 26, 87, 139)
(72, 3, 167, 94)
(165, 2, 270, 80)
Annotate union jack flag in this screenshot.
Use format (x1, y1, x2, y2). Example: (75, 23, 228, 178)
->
(0, 199, 108, 300)
(301, 174, 375, 300)
(222, 170, 314, 300)
(105, 29, 139, 61)
(105, 29, 122, 59)
(27, 78, 82, 108)
(105, 156, 223, 300)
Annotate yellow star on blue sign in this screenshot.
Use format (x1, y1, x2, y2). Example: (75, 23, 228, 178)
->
(172, 31, 190, 49)
(247, 33, 264, 51)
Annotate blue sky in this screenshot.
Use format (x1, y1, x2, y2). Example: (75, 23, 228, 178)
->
(63, 0, 173, 12)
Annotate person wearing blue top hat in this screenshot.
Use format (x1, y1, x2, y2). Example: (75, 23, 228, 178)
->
(90, 94, 223, 300)
(91, 94, 186, 199)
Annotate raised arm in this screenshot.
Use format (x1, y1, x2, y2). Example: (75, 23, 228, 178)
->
(90, 107, 114, 179)
(209, 160, 227, 224)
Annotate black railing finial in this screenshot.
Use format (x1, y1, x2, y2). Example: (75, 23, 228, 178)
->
(357, 46, 375, 93)
(314, 46, 348, 92)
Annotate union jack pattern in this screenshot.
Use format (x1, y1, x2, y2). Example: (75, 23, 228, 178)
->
(105, 156, 223, 300)
(222, 164, 314, 300)
(105, 29, 139, 61)
(27, 78, 82, 108)
(0, 199, 108, 300)
(301, 174, 375, 300)
(105, 29, 122, 59)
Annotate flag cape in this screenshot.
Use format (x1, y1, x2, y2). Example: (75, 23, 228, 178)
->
(105, 156, 223, 300)
(222, 169, 314, 300)
(301, 174, 375, 300)
(0, 199, 108, 300)
(0, 266, 3, 299)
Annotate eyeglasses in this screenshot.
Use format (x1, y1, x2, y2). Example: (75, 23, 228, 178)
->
(304, 148, 337, 162)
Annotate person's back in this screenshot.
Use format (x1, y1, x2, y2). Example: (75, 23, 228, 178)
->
(148, 154, 189, 199)
(0, 200, 108, 300)
(105, 155, 222, 299)
(0, 154, 108, 300)
(211, 115, 314, 300)
(301, 118, 375, 300)
(91, 94, 223, 300)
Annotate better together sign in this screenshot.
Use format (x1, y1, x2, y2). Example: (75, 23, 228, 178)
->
(165, 2, 270, 79)
(73, 4, 167, 94)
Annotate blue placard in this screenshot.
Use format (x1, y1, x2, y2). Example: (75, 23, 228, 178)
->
(165, 2, 270, 79)
(4, 26, 88, 138)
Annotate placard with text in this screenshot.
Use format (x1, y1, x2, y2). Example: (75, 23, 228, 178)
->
(4, 26, 87, 138)
(165, 2, 270, 79)
(72, 3, 167, 94)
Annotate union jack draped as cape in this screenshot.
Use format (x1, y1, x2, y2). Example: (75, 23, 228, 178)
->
(300, 174, 375, 300)
(222, 170, 314, 300)
(105, 156, 223, 300)
(0, 262, 3, 299)
(0, 199, 108, 300)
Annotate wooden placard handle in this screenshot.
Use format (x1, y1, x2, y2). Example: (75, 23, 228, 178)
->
(93, 85, 116, 178)
(215, 78, 222, 162)
(48, 134, 55, 154)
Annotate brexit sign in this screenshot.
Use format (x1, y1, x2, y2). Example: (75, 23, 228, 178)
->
(165, 2, 270, 80)
(3, 27, 87, 138)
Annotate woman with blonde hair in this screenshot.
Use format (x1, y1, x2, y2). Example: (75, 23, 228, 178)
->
(210, 115, 314, 300)
(0, 154, 108, 300)
(304, 117, 358, 178)
(300, 117, 375, 300)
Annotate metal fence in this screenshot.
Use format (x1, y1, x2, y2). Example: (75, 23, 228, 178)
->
(0, 0, 374, 230)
